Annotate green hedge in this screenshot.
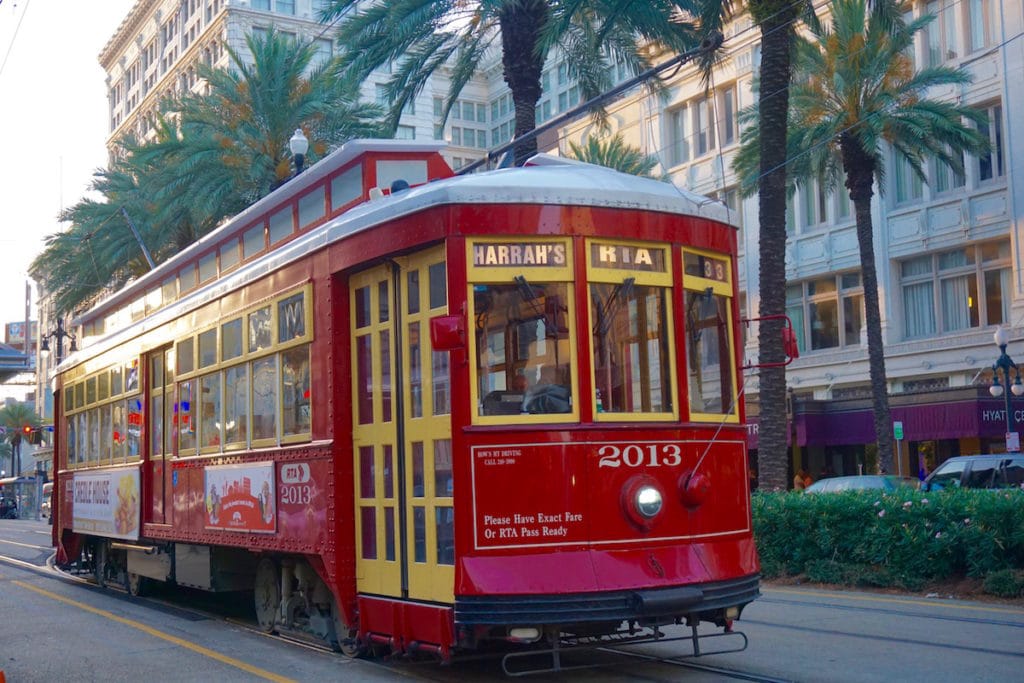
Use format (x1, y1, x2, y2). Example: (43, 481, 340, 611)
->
(751, 488, 1024, 597)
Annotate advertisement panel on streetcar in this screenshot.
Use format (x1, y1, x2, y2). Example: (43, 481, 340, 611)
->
(72, 468, 140, 540)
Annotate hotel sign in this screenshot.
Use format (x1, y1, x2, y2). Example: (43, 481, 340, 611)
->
(473, 242, 567, 267)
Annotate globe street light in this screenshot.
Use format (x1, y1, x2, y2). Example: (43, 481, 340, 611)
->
(989, 326, 1024, 448)
(289, 128, 309, 175)
(40, 318, 77, 365)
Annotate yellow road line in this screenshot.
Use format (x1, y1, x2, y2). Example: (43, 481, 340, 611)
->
(0, 538, 51, 550)
(766, 587, 1024, 615)
(13, 580, 296, 683)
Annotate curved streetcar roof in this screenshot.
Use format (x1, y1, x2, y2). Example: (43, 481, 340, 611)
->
(63, 143, 733, 371)
(345, 153, 731, 226)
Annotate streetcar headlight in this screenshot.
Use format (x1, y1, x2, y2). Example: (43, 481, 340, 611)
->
(621, 477, 664, 529)
(635, 485, 663, 518)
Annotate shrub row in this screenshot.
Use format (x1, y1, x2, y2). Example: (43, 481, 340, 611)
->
(751, 487, 1024, 597)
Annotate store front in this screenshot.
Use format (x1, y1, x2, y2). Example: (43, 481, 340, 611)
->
(746, 386, 1016, 485)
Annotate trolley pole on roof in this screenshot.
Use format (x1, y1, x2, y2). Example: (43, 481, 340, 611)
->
(457, 32, 725, 175)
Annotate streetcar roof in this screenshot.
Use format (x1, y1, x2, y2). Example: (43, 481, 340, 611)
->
(341, 153, 731, 227)
(64, 141, 734, 370)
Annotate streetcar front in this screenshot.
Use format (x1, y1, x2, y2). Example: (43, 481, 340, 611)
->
(432, 163, 759, 658)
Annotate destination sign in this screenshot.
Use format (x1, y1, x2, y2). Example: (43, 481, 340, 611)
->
(684, 252, 729, 283)
(473, 242, 567, 267)
(590, 243, 666, 272)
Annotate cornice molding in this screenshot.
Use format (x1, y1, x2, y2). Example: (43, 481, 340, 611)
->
(99, 0, 163, 68)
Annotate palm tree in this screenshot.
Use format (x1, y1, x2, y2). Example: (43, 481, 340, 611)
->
(0, 403, 38, 477)
(567, 133, 665, 178)
(320, 0, 701, 165)
(735, 0, 989, 474)
(32, 30, 382, 317)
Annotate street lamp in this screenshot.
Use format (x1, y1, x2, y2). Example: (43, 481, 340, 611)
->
(989, 326, 1024, 449)
(40, 318, 77, 365)
(289, 128, 309, 175)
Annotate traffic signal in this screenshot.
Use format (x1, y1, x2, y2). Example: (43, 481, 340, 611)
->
(22, 425, 31, 436)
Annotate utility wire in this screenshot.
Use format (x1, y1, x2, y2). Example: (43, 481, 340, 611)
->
(0, 0, 31, 80)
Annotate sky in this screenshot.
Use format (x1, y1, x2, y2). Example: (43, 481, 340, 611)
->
(0, 0, 137, 336)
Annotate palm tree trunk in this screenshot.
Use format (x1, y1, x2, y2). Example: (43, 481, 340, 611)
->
(841, 135, 895, 474)
(754, 5, 799, 491)
(498, 0, 548, 165)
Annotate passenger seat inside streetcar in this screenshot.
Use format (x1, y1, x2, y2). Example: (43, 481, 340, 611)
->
(482, 390, 525, 415)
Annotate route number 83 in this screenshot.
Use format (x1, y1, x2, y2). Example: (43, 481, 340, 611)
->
(597, 444, 682, 468)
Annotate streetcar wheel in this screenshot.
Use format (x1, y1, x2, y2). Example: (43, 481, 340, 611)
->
(127, 572, 148, 597)
(93, 541, 108, 588)
(254, 558, 280, 633)
(330, 595, 365, 658)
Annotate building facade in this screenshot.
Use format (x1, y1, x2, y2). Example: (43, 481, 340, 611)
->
(556, 0, 1024, 480)
(94, 1, 1024, 481)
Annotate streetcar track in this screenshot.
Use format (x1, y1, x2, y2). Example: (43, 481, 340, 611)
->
(598, 645, 794, 683)
(758, 596, 1024, 628)
(741, 617, 1024, 659)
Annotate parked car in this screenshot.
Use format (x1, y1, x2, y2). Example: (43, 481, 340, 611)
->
(921, 454, 1024, 491)
(804, 475, 916, 494)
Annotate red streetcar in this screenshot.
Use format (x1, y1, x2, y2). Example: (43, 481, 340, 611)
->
(51, 140, 762, 670)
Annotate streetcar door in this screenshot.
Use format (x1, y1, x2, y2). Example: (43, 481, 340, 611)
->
(398, 248, 453, 603)
(146, 346, 174, 525)
(351, 247, 453, 604)
(351, 266, 402, 596)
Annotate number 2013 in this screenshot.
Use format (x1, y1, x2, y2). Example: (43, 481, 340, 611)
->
(597, 444, 682, 468)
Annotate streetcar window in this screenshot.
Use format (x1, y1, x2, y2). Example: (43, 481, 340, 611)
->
(98, 372, 110, 401)
(429, 262, 447, 309)
(111, 365, 123, 396)
(222, 318, 243, 361)
(278, 292, 306, 342)
(474, 282, 573, 416)
(685, 289, 735, 417)
(586, 240, 675, 420)
(590, 281, 673, 415)
(126, 360, 139, 393)
(220, 240, 240, 271)
(354, 286, 371, 328)
(298, 186, 326, 227)
(224, 365, 249, 446)
(248, 306, 272, 352)
(198, 251, 217, 284)
(178, 380, 196, 452)
(243, 223, 265, 259)
(200, 373, 222, 449)
(66, 417, 76, 467)
(127, 398, 142, 459)
(76, 413, 87, 466)
(113, 401, 127, 464)
(179, 264, 197, 293)
(198, 329, 217, 368)
(177, 338, 195, 375)
(269, 205, 293, 245)
(407, 270, 420, 315)
(112, 401, 127, 463)
(281, 346, 311, 438)
(251, 356, 278, 441)
(100, 405, 112, 465)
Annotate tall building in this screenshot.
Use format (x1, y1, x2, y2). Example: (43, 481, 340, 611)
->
(556, 1, 1024, 478)
(98, 0, 489, 167)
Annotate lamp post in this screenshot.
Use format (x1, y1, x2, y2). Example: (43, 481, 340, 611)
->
(289, 128, 309, 175)
(989, 326, 1024, 451)
(40, 318, 77, 365)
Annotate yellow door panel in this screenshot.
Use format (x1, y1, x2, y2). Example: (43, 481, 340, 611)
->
(351, 266, 401, 596)
(398, 248, 454, 604)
